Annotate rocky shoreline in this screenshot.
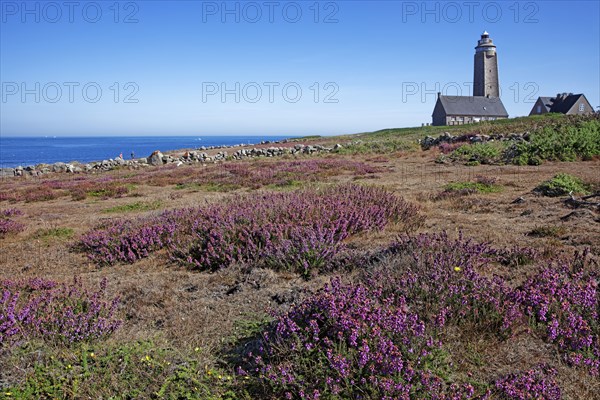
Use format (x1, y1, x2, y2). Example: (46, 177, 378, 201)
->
(2, 140, 344, 178)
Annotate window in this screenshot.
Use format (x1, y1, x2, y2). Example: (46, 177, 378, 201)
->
(537, 105, 542, 113)
(579, 103, 585, 112)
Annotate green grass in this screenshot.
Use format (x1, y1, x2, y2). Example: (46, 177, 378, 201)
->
(534, 173, 590, 197)
(444, 181, 502, 194)
(225, 312, 273, 347)
(32, 227, 75, 240)
(4, 341, 242, 400)
(102, 200, 163, 213)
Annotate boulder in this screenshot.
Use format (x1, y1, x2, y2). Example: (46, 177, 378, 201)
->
(147, 151, 164, 166)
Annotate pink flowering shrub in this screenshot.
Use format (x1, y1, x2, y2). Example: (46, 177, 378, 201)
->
(368, 233, 524, 335)
(493, 365, 561, 400)
(79, 185, 422, 275)
(0, 209, 25, 238)
(517, 258, 599, 376)
(0, 277, 122, 346)
(250, 278, 477, 400)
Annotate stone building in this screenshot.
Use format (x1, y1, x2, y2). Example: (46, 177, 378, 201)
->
(432, 32, 508, 126)
(529, 93, 594, 116)
(432, 94, 508, 126)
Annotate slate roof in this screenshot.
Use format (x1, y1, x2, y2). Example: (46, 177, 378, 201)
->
(548, 94, 584, 113)
(436, 96, 509, 117)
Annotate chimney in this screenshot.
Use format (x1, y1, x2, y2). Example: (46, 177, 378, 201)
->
(437, 92, 441, 99)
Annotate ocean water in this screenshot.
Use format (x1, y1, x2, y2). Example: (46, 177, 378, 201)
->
(0, 136, 293, 168)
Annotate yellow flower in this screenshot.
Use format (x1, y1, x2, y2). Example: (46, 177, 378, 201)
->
(90, 352, 95, 358)
(218, 375, 222, 379)
(454, 267, 461, 272)
(194, 347, 200, 352)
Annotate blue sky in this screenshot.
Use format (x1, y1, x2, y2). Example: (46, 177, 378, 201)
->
(1, 0, 599, 136)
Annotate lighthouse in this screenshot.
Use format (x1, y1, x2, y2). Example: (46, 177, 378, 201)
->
(473, 31, 499, 98)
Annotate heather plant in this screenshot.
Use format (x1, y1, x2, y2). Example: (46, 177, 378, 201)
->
(248, 278, 478, 399)
(493, 365, 561, 400)
(0, 277, 122, 346)
(1, 208, 23, 217)
(80, 185, 422, 275)
(367, 233, 523, 335)
(517, 260, 599, 376)
(78, 216, 181, 265)
(0, 208, 25, 238)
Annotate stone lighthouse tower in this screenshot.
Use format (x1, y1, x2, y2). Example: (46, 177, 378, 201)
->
(473, 31, 499, 98)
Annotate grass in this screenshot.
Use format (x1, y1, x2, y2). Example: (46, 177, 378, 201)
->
(32, 227, 75, 240)
(534, 173, 590, 197)
(444, 181, 502, 194)
(447, 142, 506, 165)
(432, 176, 502, 201)
(3, 341, 240, 400)
(102, 200, 163, 213)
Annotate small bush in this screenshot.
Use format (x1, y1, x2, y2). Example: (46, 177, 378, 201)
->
(79, 185, 423, 275)
(493, 365, 561, 400)
(449, 142, 504, 165)
(0, 218, 25, 238)
(0, 277, 121, 346)
(513, 116, 600, 165)
(534, 173, 589, 197)
(434, 176, 502, 200)
(0, 209, 25, 238)
(249, 278, 477, 399)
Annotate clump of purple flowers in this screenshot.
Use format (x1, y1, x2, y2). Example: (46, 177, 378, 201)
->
(368, 233, 523, 335)
(251, 278, 476, 399)
(0, 277, 122, 346)
(493, 365, 561, 400)
(1, 208, 23, 217)
(79, 185, 422, 275)
(0, 209, 25, 238)
(517, 259, 599, 376)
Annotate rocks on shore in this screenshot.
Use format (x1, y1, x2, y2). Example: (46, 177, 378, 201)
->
(5, 140, 344, 178)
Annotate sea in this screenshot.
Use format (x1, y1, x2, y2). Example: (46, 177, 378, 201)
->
(0, 136, 294, 168)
